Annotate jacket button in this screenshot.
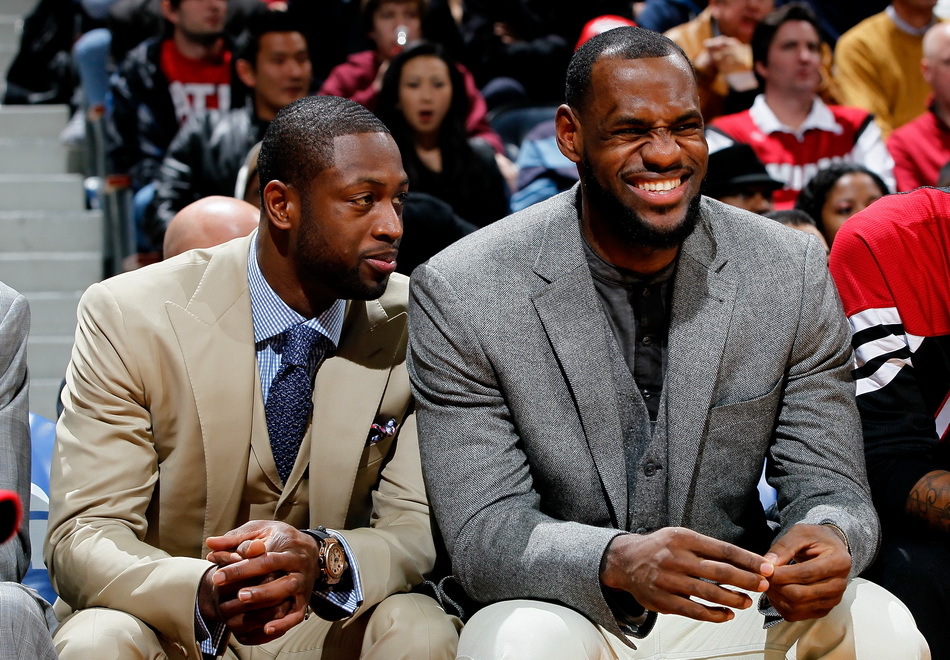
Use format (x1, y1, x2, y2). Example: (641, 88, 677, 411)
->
(643, 462, 657, 477)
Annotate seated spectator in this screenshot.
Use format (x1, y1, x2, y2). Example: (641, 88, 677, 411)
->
(162, 196, 259, 258)
(376, 41, 510, 227)
(834, 0, 939, 138)
(319, 0, 503, 153)
(510, 119, 578, 212)
(147, 12, 312, 247)
(829, 185, 950, 659)
(106, 0, 243, 253)
(701, 142, 784, 215)
(0, 282, 57, 660)
(795, 163, 888, 246)
(763, 208, 829, 252)
(665, 0, 775, 120)
(888, 22, 950, 191)
(707, 3, 894, 209)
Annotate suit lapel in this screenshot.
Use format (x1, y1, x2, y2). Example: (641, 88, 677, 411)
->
(665, 207, 738, 525)
(306, 297, 404, 528)
(531, 201, 629, 529)
(165, 235, 258, 543)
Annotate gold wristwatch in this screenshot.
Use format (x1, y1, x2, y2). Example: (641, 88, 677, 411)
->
(308, 527, 348, 586)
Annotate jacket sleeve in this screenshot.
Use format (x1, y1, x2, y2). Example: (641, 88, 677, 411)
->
(147, 114, 207, 243)
(45, 282, 211, 657)
(0, 290, 31, 583)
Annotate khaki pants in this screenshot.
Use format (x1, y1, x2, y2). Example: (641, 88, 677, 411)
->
(54, 593, 460, 659)
(458, 579, 929, 659)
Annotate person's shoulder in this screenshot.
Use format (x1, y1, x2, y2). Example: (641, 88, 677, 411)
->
(888, 109, 936, 142)
(423, 189, 575, 274)
(837, 10, 890, 49)
(699, 196, 812, 262)
(94, 236, 248, 308)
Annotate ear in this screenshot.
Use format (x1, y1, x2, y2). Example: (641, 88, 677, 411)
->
(160, 0, 177, 24)
(555, 104, 582, 164)
(922, 57, 933, 86)
(754, 60, 767, 81)
(263, 180, 298, 231)
(236, 58, 257, 89)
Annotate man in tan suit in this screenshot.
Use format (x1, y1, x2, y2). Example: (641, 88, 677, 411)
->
(45, 96, 458, 659)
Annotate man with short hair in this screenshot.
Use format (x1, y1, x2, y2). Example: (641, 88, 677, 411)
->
(708, 3, 894, 209)
(835, 0, 940, 138)
(829, 185, 950, 659)
(107, 0, 244, 254)
(888, 22, 950, 190)
(47, 95, 458, 659)
(147, 11, 312, 248)
(408, 26, 927, 658)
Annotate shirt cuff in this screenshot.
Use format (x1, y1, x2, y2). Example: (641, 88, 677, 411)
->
(194, 593, 229, 658)
(306, 528, 364, 621)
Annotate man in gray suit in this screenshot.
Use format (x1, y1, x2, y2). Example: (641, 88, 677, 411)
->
(0, 282, 57, 660)
(407, 26, 929, 658)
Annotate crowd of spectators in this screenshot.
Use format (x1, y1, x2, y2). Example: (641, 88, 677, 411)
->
(3, 0, 950, 657)
(4, 0, 948, 259)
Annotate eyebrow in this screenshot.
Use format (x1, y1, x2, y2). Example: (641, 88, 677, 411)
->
(611, 110, 703, 127)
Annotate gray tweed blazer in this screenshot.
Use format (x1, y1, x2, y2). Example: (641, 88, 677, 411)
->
(407, 187, 878, 640)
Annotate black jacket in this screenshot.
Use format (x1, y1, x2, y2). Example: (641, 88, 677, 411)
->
(106, 37, 246, 190)
(146, 105, 267, 245)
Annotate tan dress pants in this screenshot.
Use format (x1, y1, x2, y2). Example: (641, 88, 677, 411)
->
(53, 592, 460, 659)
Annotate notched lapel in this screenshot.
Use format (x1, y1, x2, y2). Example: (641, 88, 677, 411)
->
(665, 224, 738, 525)
(531, 212, 628, 529)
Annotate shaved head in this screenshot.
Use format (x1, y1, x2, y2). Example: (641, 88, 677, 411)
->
(163, 196, 260, 258)
(923, 21, 950, 60)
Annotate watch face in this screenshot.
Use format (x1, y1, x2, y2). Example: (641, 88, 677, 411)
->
(326, 544, 347, 579)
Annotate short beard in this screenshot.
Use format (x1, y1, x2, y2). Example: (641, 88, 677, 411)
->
(181, 28, 224, 49)
(581, 157, 701, 250)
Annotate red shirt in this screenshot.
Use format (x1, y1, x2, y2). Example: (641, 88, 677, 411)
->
(160, 40, 232, 125)
(888, 105, 950, 191)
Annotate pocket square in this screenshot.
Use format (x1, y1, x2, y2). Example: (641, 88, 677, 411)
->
(367, 417, 397, 445)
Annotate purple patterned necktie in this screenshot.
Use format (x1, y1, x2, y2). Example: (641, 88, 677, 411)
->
(266, 324, 325, 483)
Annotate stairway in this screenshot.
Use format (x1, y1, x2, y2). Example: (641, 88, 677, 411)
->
(0, 0, 104, 421)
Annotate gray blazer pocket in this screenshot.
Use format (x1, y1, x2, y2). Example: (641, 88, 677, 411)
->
(707, 379, 783, 440)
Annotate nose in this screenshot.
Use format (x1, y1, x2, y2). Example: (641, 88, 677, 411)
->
(373, 201, 404, 243)
(641, 130, 681, 171)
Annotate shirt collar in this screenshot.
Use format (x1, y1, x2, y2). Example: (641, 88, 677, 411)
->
(247, 237, 345, 348)
(887, 5, 937, 36)
(750, 94, 841, 139)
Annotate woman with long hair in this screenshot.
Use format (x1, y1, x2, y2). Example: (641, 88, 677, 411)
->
(376, 41, 510, 227)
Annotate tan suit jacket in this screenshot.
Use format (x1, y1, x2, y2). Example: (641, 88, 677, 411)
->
(45, 234, 433, 657)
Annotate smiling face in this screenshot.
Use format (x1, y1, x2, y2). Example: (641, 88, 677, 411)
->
(757, 19, 822, 97)
(292, 132, 409, 303)
(398, 55, 452, 140)
(820, 172, 883, 244)
(558, 54, 707, 267)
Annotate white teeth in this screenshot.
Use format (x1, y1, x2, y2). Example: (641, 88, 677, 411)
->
(636, 179, 681, 192)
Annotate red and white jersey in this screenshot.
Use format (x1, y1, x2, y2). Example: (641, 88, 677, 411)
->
(160, 40, 232, 126)
(708, 95, 895, 209)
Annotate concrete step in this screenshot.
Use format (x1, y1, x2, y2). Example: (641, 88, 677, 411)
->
(2, 0, 37, 19)
(0, 174, 84, 210)
(0, 251, 101, 293)
(0, 16, 21, 43)
(26, 335, 72, 380)
(0, 138, 67, 173)
(24, 291, 81, 336)
(0, 105, 69, 139)
(0, 209, 102, 252)
(30, 378, 64, 422)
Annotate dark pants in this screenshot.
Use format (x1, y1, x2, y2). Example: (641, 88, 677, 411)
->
(862, 525, 950, 659)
